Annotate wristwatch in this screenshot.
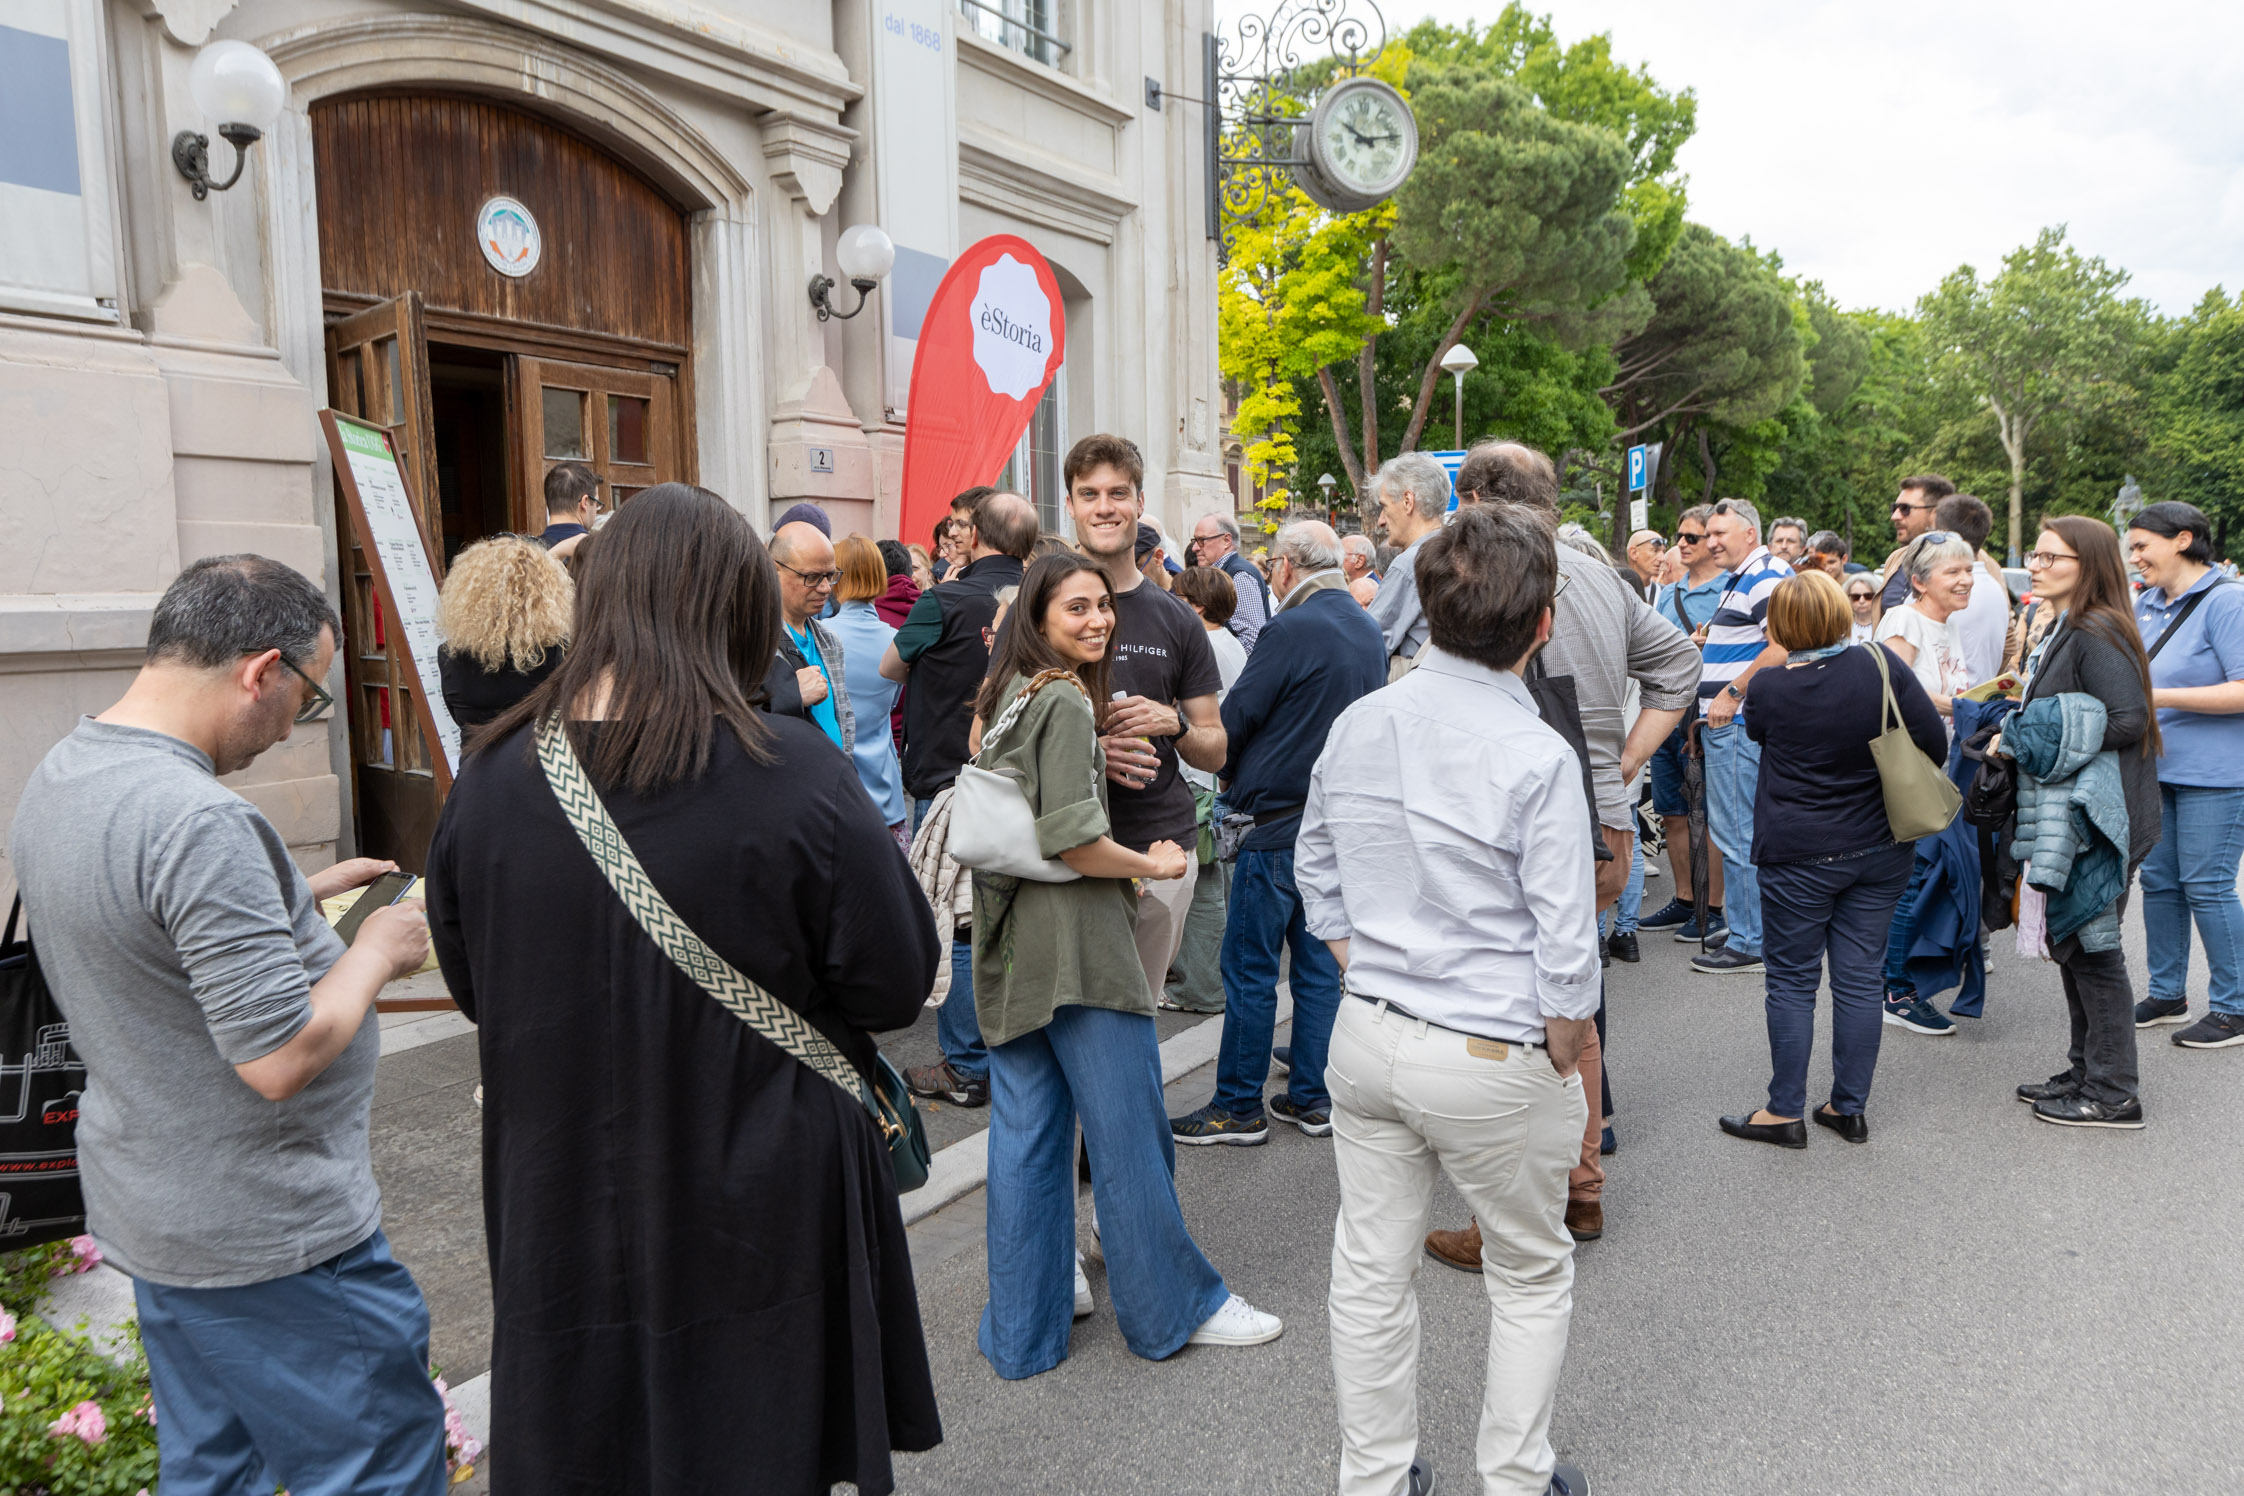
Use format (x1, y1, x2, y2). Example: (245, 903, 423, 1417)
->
(1724, 681, 1745, 701)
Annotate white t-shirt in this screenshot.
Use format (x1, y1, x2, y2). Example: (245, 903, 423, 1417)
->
(1877, 603, 1973, 708)
(1954, 558, 2011, 686)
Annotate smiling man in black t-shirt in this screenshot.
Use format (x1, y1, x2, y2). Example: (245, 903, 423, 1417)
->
(1066, 434, 1227, 1004)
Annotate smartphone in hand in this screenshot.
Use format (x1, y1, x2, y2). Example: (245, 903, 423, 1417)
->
(333, 870, 414, 944)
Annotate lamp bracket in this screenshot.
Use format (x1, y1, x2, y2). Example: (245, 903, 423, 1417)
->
(171, 122, 262, 200)
(810, 274, 879, 322)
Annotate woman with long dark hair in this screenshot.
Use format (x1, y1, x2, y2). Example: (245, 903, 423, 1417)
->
(425, 484, 942, 1493)
(970, 552, 1282, 1380)
(2008, 514, 2162, 1128)
(2126, 501, 2244, 1049)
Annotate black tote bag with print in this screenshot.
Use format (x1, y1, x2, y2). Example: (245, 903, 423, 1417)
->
(0, 899, 88, 1248)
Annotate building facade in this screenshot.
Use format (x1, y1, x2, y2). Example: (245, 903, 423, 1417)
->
(0, 0, 1227, 878)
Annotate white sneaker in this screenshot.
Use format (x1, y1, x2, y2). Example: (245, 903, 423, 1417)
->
(1073, 1250, 1094, 1319)
(1187, 1292, 1283, 1347)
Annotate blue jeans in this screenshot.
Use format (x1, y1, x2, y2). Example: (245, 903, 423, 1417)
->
(980, 1005, 1230, 1378)
(134, 1230, 449, 1496)
(1880, 854, 1934, 998)
(1606, 834, 1646, 936)
(1211, 847, 1346, 1116)
(2140, 782, 2244, 1015)
(1759, 843, 1915, 1118)
(1701, 722, 1764, 957)
(913, 795, 989, 1079)
(1648, 720, 1692, 818)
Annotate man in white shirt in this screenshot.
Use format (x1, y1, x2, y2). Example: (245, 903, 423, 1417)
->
(1935, 492, 2016, 686)
(1299, 504, 1597, 1496)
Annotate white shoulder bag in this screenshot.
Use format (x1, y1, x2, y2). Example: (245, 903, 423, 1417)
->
(946, 670, 1089, 883)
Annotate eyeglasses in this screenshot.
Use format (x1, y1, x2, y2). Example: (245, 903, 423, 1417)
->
(1552, 570, 1571, 600)
(1846, 587, 1876, 600)
(1893, 501, 1938, 515)
(2023, 550, 2078, 569)
(776, 560, 840, 589)
(1676, 531, 1704, 545)
(278, 656, 333, 724)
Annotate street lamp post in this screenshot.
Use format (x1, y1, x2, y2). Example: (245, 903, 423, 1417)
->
(1439, 343, 1478, 451)
(1318, 472, 1337, 525)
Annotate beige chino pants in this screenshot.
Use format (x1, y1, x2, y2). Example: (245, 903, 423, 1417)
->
(1132, 854, 1200, 1008)
(1326, 997, 1585, 1496)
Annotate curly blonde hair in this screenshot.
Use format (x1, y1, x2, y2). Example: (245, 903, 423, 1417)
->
(437, 534, 573, 672)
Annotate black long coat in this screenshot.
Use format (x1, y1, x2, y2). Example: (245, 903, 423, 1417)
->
(426, 714, 942, 1495)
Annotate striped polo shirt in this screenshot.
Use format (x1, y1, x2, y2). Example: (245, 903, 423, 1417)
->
(1699, 545, 1793, 703)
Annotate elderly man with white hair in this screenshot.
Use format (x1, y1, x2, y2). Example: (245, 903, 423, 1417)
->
(1362, 452, 1454, 681)
(1171, 521, 1389, 1145)
(1191, 510, 1274, 652)
(1341, 533, 1381, 606)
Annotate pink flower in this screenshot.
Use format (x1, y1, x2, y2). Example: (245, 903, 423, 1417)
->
(0, 1307, 15, 1342)
(48, 1399, 107, 1445)
(69, 1235, 103, 1272)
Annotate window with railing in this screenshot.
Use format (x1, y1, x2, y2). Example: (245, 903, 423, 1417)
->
(957, 0, 1069, 70)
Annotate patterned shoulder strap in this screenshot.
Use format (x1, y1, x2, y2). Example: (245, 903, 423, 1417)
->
(975, 668, 1091, 763)
(535, 716, 866, 1102)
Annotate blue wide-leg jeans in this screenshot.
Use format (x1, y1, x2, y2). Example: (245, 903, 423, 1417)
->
(980, 1004, 1230, 1379)
(2140, 782, 2244, 1016)
(1702, 722, 1765, 957)
(1211, 847, 1345, 1116)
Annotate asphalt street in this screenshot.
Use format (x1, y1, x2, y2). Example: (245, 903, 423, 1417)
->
(367, 882, 2244, 1494)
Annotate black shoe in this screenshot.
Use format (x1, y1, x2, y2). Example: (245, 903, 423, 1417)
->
(1812, 1107, 1868, 1144)
(1638, 897, 1694, 929)
(1548, 1461, 1590, 1496)
(2016, 1074, 2081, 1104)
(2134, 995, 2191, 1028)
(1170, 1103, 1270, 1146)
(1267, 1094, 1332, 1137)
(1607, 931, 1640, 964)
(2032, 1095, 2146, 1129)
(2173, 1010, 2244, 1049)
(1599, 1124, 1616, 1156)
(1719, 1111, 1808, 1148)
(1409, 1456, 1435, 1496)
(1270, 1045, 1291, 1074)
(1599, 936, 1610, 969)
(1691, 945, 1764, 975)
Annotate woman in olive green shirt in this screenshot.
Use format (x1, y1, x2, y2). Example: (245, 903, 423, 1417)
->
(970, 553, 1282, 1379)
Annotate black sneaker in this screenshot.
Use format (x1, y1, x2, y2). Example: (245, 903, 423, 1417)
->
(1170, 1103, 1269, 1146)
(1607, 931, 1640, 964)
(2033, 1095, 2146, 1129)
(1271, 1045, 1292, 1074)
(2016, 1074, 2081, 1104)
(1882, 995, 1956, 1037)
(2135, 995, 2191, 1028)
(1674, 908, 1727, 944)
(1690, 945, 1763, 975)
(2173, 1010, 2244, 1049)
(904, 1061, 989, 1108)
(1268, 1095, 1333, 1137)
(1638, 897, 1693, 930)
(1548, 1462, 1590, 1496)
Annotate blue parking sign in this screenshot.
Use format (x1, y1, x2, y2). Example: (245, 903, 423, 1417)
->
(1627, 444, 1647, 492)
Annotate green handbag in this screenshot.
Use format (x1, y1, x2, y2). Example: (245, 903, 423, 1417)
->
(538, 717, 931, 1192)
(1191, 780, 1218, 865)
(1865, 643, 1962, 841)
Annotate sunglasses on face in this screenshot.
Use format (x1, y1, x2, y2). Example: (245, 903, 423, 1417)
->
(1677, 531, 1704, 545)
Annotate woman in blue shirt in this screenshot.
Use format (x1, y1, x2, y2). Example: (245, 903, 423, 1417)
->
(826, 536, 909, 846)
(2128, 502, 2244, 1050)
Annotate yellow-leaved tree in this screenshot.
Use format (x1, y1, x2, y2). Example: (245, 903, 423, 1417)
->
(1216, 49, 1407, 537)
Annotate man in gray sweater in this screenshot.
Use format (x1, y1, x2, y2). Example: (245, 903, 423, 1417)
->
(10, 555, 449, 1494)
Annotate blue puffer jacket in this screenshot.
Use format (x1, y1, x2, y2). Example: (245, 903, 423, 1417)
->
(2007, 692, 2130, 950)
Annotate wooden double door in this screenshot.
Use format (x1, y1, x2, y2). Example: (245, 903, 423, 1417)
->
(324, 293, 688, 868)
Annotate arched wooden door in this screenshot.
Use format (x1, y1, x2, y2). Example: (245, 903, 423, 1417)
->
(313, 92, 696, 864)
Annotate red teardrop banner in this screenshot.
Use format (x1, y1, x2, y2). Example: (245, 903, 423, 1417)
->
(898, 235, 1066, 551)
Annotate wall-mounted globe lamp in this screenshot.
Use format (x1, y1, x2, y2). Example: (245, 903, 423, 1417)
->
(171, 40, 286, 200)
(811, 224, 896, 321)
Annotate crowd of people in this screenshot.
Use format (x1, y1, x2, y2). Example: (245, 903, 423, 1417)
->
(9, 412, 2244, 1496)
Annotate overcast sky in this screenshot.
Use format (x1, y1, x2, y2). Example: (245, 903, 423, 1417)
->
(1246, 0, 2244, 316)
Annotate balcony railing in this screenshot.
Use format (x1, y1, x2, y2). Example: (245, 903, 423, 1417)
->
(957, 0, 1068, 69)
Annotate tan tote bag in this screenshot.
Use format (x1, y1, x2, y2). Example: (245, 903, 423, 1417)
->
(1865, 643, 1962, 841)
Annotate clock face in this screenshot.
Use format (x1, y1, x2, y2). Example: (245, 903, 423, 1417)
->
(1320, 85, 1413, 195)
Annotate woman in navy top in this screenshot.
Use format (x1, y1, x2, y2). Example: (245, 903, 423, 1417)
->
(1720, 571, 1945, 1148)
(2128, 501, 2244, 1050)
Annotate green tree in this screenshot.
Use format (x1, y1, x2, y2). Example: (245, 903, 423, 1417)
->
(1917, 226, 2152, 560)
(2151, 288, 2244, 549)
